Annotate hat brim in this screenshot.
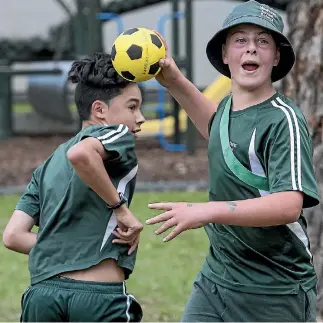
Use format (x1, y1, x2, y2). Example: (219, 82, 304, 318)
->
(206, 16, 295, 82)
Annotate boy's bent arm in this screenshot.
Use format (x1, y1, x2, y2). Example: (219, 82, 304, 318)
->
(67, 137, 121, 207)
(167, 74, 218, 140)
(156, 34, 218, 139)
(67, 136, 143, 251)
(3, 210, 37, 254)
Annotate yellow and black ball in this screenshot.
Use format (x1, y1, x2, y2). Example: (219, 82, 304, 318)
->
(111, 27, 166, 82)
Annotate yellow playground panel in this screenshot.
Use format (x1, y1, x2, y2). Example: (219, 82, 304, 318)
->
(139, 75, 232, 137)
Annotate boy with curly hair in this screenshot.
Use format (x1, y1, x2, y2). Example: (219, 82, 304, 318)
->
(3, 52, 145, 322)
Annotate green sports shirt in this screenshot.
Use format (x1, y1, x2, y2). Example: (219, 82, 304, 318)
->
(202, 92, 320, 295)
(15, 124, 138, 285)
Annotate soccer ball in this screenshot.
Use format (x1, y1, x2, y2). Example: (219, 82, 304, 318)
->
(111, 27, 166, 82)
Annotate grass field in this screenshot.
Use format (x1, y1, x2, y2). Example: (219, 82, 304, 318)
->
(0, 191, 209, 322)
(13, 103, 77, 114)
(13, 102, 172, 120)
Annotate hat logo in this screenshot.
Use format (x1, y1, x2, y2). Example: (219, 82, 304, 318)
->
(260, 5, 276, 23)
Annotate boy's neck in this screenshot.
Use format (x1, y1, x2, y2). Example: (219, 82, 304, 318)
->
(231, 82, 277, 111)
(82, 120, 106, 129)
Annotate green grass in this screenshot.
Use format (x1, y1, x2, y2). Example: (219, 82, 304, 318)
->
(0, 191, 209, 322)
(13, 103, 77, 114)
(13, 102, 172, 120)
(13, 103, 32, 113)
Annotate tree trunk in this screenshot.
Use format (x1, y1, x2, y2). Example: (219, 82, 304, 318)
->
(282, 0, 323, 318)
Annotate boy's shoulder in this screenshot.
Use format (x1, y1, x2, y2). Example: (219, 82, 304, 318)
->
(82, 123, 131, 137)
(255, 93, 312, 141)
(80, 124, 135, 147)
(260, 92, 307, 124)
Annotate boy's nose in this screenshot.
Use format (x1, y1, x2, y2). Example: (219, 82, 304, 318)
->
(246, 41, 257, 54)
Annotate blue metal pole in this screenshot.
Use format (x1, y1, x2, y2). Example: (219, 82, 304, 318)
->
(97, 12, 124, 35)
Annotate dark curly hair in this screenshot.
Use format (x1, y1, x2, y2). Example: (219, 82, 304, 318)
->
(68, 52, 130, 121)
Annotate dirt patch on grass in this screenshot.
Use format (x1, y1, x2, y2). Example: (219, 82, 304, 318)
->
(0, 135, 209, 187)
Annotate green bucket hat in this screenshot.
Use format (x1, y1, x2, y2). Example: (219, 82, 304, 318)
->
(206, 0, 295, 82)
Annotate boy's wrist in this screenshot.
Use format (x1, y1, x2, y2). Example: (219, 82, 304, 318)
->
(202, 201, 229, 224)
(113, 203, 128, 216)
(106, 192, 127, 210)
(165, 72, 186, 90)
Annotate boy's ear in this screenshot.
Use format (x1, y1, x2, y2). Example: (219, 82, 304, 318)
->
(91, 100, 106, 119)
(274, 47, 280, 67)
(222, 44, 228, 64)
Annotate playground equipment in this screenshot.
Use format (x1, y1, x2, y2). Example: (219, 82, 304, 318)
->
(99, 1, 196, 152)
(139, 75, 231, 138)
(1, 0, 223, 153)
(28, 61, 74, 123)
(98, 2, 231, 152)
(0, 64, 63, 139)
(0, 0, 290, 152)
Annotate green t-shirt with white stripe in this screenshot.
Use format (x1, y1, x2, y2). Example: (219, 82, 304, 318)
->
(15, 124, 138, 285)
(203, 92, 320, 294)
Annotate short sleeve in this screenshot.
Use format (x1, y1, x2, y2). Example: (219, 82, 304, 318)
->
(266, 112, 320, 208)
(208, 96, 230, 136)
(90, 124, 136, 165)
(208, 112, 216, 135)
(15, 170, 40, 225)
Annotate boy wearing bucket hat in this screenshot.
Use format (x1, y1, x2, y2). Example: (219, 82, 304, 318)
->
(148, 0, 320, 321)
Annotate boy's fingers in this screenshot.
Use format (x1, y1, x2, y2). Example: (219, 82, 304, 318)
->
(118, 226, 142, 239)
(159, 58, 171, 68)
(155, 218, 176, 235)
(163, 226, 182, 242)
(148, 202, 173, 210)
(112, 239, 130, 244)
(146, 211, 173, 225)
(113, 229, 135, 241)
(128, 237, 140, 255)
(153, 30, 168, 52)
(112, 230, 123, 239)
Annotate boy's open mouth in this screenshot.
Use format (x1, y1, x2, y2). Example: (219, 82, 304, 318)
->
(242, 61, 259, 71)
(132, 129, 141, 137)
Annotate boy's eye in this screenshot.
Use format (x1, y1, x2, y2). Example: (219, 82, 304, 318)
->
(235, 38, 246, 44)
(258, 38, 269, 44)
(129, 105, 136, 111)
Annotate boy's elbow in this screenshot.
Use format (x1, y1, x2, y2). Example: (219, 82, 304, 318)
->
(67, 145, 90, 167)
(284, 210, 301, 224)
(283, 192, 303, 224)
(67, 138, 105, 168)
(2, 229, 17, 250)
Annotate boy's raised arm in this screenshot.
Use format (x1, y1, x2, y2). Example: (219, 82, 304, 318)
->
(155, 34, 219, 140)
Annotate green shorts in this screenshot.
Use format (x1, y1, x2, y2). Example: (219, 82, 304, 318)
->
(181, 272, 317, 322)
(21, 277, 143, 322)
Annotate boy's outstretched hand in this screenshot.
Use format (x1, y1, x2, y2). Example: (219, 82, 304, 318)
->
(146, 202, 208, 242)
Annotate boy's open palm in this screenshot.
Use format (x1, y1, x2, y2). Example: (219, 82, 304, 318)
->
(146, 202, 207, 242)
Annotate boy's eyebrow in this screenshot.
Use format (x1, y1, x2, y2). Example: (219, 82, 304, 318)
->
(127, 97, 141, 103)
(229, 30, 271, 36)
(258, 31, 271, 36)
(228, 29, 246, 36)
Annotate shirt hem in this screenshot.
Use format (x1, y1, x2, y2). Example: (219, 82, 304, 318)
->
(15, 205, 38, 218)
(270, 185, 320, 208)
(201, 263, 317, 295)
